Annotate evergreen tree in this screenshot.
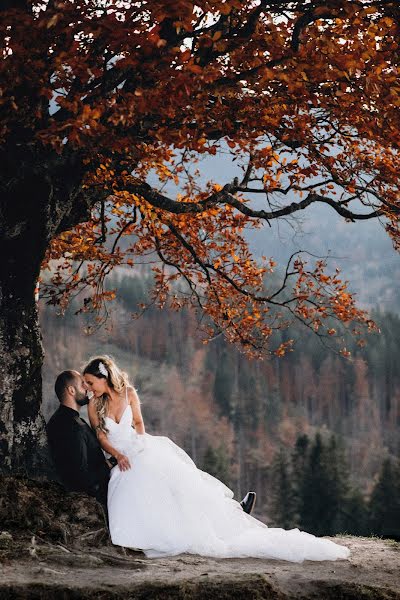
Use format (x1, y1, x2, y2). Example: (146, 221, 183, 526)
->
(292, 434, 310, 524)
(202, 445, 231, 487)
(270, 448, 296, 528)
(293, 433, 367, 535)
(299, 433, 327, 535)
(323, 435, 350, 534)
(299, 433, 350, 536)
(369, 459, 400, 538)
(213, 350, 235, 418)
(342, 488, 369, 536)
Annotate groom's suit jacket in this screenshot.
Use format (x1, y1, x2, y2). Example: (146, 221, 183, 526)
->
(47, 404, 110, 504)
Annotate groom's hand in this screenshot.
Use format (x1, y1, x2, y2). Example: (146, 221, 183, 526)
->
(115, 453, 131, 471)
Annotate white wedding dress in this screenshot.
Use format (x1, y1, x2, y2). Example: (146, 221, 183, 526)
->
(106, 405, 350, 561)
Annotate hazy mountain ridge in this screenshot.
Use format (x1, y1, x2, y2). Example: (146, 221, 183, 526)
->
(248, 207, 400, 313)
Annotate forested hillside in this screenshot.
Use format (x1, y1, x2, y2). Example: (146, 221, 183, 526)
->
(40, 269, 400, 534)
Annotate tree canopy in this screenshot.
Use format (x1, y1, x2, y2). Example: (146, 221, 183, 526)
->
(2, 0, 400, 358)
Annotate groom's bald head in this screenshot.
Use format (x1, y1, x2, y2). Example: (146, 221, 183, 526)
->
(55, 370, 81, 402)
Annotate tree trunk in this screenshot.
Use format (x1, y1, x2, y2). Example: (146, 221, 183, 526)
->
(0, 154, 89, 475)
(0, 193, 48, 475)
(0, 285, 48, 475)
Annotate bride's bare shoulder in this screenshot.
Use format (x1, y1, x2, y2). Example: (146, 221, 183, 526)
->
(127, 385, 140, 402)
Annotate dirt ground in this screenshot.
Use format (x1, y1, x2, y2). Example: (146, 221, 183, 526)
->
(0, 476, 399, 599)
(0, 535, 399, 599)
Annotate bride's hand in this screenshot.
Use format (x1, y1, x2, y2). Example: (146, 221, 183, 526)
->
(115, 452, 131, 471)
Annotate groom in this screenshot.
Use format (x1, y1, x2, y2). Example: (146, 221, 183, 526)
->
(47, 370, 111, 508)
(47, 370, 256, 515)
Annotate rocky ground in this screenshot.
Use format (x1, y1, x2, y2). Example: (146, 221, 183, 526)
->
(0, 476, 399, 599)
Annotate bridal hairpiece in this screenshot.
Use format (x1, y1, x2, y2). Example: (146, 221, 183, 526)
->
(98, 361, 108, 377)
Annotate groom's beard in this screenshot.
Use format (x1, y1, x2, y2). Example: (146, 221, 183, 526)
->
(76, 392, 90, 407)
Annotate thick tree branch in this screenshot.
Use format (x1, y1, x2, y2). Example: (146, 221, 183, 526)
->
(127, 181, 384, 223)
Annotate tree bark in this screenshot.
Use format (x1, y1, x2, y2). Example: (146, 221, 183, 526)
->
(0, 286, 47, 474)
(0, 178, 48, 474)
(0, 150, 89, 475)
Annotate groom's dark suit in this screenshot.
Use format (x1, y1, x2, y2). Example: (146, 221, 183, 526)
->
(47, 404, 110, 505)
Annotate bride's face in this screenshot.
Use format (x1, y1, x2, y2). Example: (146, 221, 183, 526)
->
(84, 374, 107, 398)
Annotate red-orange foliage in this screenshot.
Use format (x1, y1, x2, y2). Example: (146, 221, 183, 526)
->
(3, 0, 400, 356)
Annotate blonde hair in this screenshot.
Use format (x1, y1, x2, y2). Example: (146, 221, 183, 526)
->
(83, 355, 130, 434)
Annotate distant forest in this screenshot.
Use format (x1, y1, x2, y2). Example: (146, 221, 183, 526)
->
(40, 269, 400, 535)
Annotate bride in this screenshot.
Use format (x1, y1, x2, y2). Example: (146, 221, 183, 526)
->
(83, 355, 350, 561)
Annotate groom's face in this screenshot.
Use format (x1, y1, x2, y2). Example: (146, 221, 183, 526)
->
(73, 374, 90, 406)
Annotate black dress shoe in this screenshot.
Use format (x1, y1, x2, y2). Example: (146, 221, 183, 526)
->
(240, 491, 256, 514)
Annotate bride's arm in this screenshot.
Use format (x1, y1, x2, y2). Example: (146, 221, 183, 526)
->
(88, 401, 131, 471)
(128, 387, 145, 435)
